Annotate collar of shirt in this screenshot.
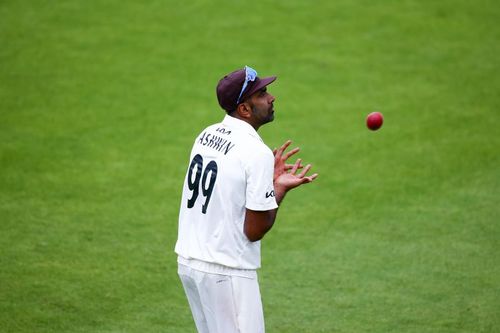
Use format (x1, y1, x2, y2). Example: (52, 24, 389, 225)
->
(222, 115, 263, 142)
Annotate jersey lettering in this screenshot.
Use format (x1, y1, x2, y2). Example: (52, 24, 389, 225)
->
(215, 127, 231, 135)
(198, 131, 236, 155)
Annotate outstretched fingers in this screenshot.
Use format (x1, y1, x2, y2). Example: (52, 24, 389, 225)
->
(304, 173, 319, 183)
(298, 164, 312, 177)
(298, 164, 318, 183)
(275, 139, 318, 186)
(283, 147, 300, 162)
(274, 140, 292, 158)
(290, 158, 302, 174)
(285, 161, 303, 171)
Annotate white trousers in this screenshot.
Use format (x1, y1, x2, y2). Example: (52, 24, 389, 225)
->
(178, 263, 265, 333)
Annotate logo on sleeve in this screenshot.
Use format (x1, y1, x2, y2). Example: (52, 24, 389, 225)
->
(265, 190, 275, 198)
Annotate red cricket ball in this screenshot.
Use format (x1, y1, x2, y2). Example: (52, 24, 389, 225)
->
(366, 112, 384, 131)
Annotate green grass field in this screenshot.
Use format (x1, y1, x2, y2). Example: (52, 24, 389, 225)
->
(1, 1, 499, 332)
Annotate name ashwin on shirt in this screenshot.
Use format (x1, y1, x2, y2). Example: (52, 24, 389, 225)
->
(198, 131, 235, 155)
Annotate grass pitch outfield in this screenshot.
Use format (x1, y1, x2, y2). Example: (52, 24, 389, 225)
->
(1, 0, 499, 332)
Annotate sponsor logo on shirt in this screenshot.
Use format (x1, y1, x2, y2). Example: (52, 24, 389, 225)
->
(265, 190, 275, 198)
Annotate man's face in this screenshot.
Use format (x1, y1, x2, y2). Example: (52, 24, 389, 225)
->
(247, 87, 276, 126)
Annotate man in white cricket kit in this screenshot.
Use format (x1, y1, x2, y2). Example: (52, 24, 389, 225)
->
(175, 66, 318, 333)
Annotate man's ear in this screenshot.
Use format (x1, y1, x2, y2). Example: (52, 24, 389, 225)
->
(236, 102, 252, 119)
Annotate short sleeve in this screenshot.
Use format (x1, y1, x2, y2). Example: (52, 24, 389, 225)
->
(245, 148, 279, 211)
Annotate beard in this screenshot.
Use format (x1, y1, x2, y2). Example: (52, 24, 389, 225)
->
(252, 105, 274, 125)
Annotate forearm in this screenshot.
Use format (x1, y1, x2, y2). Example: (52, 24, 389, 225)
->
(243, 183, 287, 242)
(244, 208, 277, 242)
(273, 183, 287, 206)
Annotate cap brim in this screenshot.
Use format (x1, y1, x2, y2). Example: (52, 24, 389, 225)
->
(241, 76, 277, 101)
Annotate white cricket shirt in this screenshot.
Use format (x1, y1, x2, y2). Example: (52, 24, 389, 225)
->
(174, 115, 278, 270)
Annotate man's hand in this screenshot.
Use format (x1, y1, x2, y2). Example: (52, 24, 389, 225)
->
(273, 140, 318, 204)
(273, 140, 301, 182)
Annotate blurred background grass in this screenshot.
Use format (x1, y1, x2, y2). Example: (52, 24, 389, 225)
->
(1, 0, 499, 332)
